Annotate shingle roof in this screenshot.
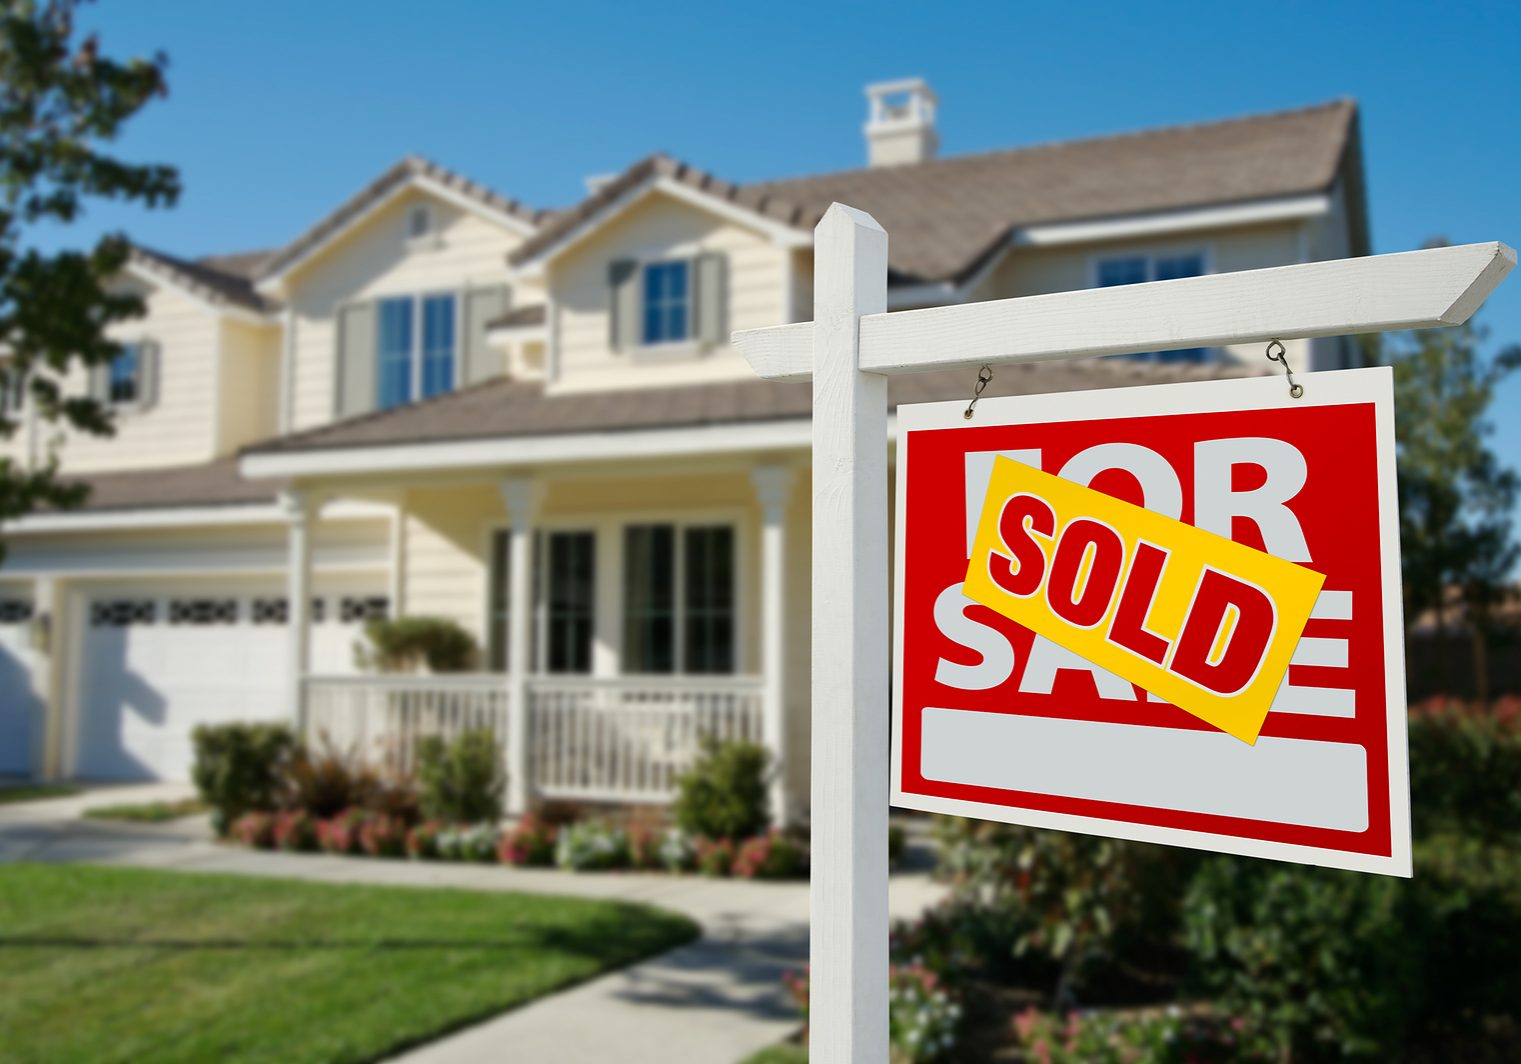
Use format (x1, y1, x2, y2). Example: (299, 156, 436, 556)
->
(246, 358, 1248, 458)
(65, 456, 284, 513)
(511, 99, 1362, 284)
(129, 246, 274, 314)
(257, 155, 552, 283)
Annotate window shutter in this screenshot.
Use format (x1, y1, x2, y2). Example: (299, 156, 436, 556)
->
(336, 301, 377, 419)
(694, 252, 727, 348)
(87, 363, 110, 405)
(137, 341, 160, 409)
(608, 259, 639, 352)
(463, 286, 509, 384)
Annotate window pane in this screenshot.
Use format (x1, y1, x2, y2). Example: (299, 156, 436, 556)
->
(488, 530, 510, 671)
(110, 344, 140, 404)
(377, 297, 414, 410)
(624, 525, 675, 673)
(421, 294, 455, 399)
(1155, 253, 1205, 281)
(642, 261, 690, 344)
(684, 526, 735, 674)
(546, 530, 595, 674)
(1096, 257, 1148, 287)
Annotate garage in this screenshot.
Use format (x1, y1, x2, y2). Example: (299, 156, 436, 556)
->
(0, 589, 38, 777)
(72, 579, 385, 782)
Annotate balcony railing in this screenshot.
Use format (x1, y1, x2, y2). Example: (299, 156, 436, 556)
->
(300, 672, 765, 804)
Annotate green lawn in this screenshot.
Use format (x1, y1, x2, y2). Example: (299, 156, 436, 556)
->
(740, 1046, 807, 1064)
(0, 864, 699, 1064)
(81, 797, 207, 822)
(0, 784, 80, 805)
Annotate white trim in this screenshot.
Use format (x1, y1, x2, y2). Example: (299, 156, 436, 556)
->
(123, 260, 273, 326)
(257, 173, 537, 295)
(6, 498, 393, 535)
(1010, 193, 1331, 248)
(278, 306, 296, 435)
(240, 416, 817, 480)
(485, 321, 547, 347)
(511, 174, 811, 279)
(1085, 242, 1215, 291)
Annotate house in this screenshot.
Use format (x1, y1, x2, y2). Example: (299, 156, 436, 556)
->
(0, 82, 1369, 822)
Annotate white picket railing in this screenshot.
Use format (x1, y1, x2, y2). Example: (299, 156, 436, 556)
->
(529, 675, 766, 803)
(302, 674, 511, 775)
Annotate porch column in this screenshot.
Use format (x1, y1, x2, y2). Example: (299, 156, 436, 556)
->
(752, 465, 796, 825)
(281, 490, 313, 733)
(501, 477, 541, 815)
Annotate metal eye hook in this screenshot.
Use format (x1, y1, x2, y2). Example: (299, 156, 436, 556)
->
(1265, 339, 1304, 399)
(963, 364, 994, 419)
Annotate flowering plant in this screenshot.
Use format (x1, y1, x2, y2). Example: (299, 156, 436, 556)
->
(406, 819, 445, 859)
(626, 821, 664, 870)
(784, 964, 963, 1062)
(272, 809, 317, 852)
(555, 820, 629, 871)
(657, 828, 696, 872)
(694, 835, 737, 877)
(317, 807, 367, 854)
(499, 814, 557, 866)
(233, 810, 276, 849)
(1011, 1006, 1268, 1064)
(732, 829, 808, 879)
(358, 812, 407, 858)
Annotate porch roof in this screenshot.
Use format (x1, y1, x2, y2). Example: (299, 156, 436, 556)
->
(60, 455, 284, 514)
(242, 358, 1245, 461)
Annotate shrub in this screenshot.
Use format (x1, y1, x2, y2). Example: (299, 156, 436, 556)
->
(888, 822, 908, 866)
(283, 738, 378, 820)
(658, 828, 696, 872)
(317, 807, 367, 855)
(358, 813, 407, 858)
(784, 963, 963, 1062)
(233, 810, 276, 849)
(499, 814, 557, 866)
(672, 739, 771, 841)
(1010, 1006, 1266, 1064)
(1408, 698, 1521, 842)
(406, 820, 445, 860)
(191, 722, 295, 833)
(362, 616, 478, 673)
(272, 809, 317, 852)
(457, 822, 500, 862)
(694, 835, 736, 877)
(732, 830, 808, 879)
(556, 820, 629, 871)
(416, 730, 505, 824)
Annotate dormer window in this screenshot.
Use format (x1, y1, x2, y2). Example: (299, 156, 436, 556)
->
(88, 341, 157, 410)
(110, 343, 142, 404)
(642, 260, 690, 345)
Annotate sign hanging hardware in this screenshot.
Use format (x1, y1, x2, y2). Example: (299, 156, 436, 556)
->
(1265, 339, 1305, 399)
(962, 363, 994, 419)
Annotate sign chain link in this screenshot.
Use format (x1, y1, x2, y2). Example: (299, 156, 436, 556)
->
(963, 363, 994, 419)
(1265, 339, 1305, 399)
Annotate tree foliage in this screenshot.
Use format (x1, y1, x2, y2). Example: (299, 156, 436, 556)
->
(0, 0, 178, 548)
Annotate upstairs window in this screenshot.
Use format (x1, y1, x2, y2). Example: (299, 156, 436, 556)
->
(376, 293, 457, 411)
(1096, 251, 1209, 361)
(110, 343, 141, 404)
(642, 260, 690, 344)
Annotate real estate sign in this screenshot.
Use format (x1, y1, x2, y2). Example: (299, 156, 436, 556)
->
(891, 369, 1412, 876)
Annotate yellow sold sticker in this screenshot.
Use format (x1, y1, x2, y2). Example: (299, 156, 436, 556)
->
(963, 457, 1325, 744)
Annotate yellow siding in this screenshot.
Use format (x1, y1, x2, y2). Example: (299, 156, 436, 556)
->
(287, 190, 528, 432)
(400, 483, 501, 641)
(216, 319, 281, 453)
(548, 189, 789, 394)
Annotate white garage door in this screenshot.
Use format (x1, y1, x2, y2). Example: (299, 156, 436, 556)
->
(0, 592, 38, 776)
(75, 581, 385, 782)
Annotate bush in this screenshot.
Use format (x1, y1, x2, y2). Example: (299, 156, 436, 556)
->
(556, 820, 629, 871)
(283, 739, 378, 820)
(1011, 1006, 1265, 1064)
(732, 829, 808, 879)
(416, 730, 505, 824)
(233, 810, 276, 849)
(499, 814, 557, 866)
(673, 739, 771, 841)
(658, 828, 696, 872)
(626, 821, 663, 870)
(405, 819, 445, 860)
(191, 722, 295, 833)
(1408, 698, 1521, 842)
(362, 616, 478, 673)
(436, 822, 499, 862)
(357, 813, 407, 858)
(272, 810, 317, 852)
(694, 835, 736, 877)
(784, 963, 964, 1063)
(317, 808, 367, 855)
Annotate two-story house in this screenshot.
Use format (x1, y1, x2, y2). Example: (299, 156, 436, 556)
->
(0, 83, 1368, 822)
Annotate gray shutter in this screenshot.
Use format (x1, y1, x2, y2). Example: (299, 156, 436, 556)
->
(136, 340, 159, 409)
(87, 363, 110, 405)
(336, 301, 376, 419)
(694, 252, 727, 347)
(463, 286, 509, 384)
(608, 259, 639, 352)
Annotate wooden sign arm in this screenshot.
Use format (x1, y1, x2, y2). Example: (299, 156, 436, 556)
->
(734, 238, 1515, 382)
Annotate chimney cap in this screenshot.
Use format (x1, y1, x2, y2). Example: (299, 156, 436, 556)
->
(865, 77, 938, 105)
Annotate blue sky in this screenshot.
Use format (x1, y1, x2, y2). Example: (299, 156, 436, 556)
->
(40, 1, 1521, 470)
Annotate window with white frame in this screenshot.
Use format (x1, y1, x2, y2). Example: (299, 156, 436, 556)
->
(109, 342, 143, 405)
(377, 293, 457, 410)
(642, 260, 690, 345)
(1096, 251, 1210, 361)
(624, 522, 735, 675)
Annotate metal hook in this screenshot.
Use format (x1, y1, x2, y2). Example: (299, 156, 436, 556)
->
(963, 364, 994, 419)
(1265, 339, 1304, 399)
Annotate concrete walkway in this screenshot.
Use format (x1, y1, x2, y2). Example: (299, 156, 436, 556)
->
(0, 786, 946, 1064)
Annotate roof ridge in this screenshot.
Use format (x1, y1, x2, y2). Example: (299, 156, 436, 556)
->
(749, 98, 1357, 190)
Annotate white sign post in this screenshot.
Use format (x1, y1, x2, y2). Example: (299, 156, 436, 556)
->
(733, 203, 1513, 1063)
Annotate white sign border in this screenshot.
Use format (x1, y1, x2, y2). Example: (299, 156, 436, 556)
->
(889, 367, 1413, 877)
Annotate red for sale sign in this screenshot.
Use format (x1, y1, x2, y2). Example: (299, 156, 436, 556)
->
(890, 369, 1412, 876)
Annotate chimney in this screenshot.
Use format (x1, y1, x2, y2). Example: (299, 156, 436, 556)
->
(865, 78, 938, 168)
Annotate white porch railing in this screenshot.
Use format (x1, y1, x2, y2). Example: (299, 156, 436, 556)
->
(529, 675, 765, 803)
(302, 674, 511, 776)
(300, 673, 766, 804)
